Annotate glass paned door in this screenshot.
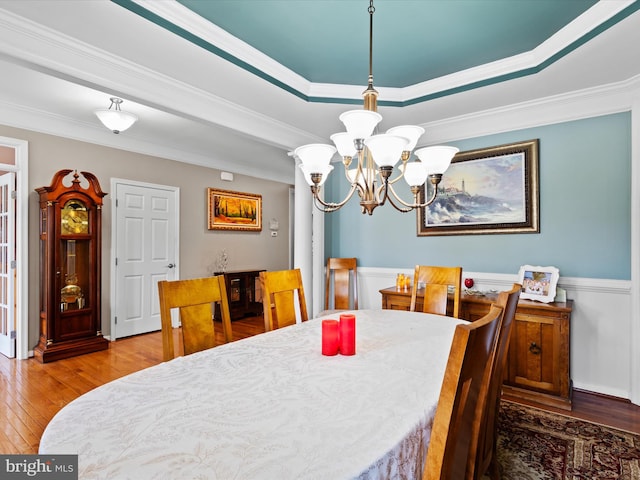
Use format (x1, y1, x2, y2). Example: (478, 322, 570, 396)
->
(0, 172, 15, 358)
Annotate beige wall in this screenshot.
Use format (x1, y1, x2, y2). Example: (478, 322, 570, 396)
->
(0, 125, 292, 348)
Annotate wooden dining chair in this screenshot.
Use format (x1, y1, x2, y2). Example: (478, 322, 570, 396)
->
(259, 268, 309, 332)
(324, 257, 358, 311)
(157, 275, 233, 361)
(410, 265, 463, 318)
(473, 283, 521, 480)
(422, 304, 504, 480)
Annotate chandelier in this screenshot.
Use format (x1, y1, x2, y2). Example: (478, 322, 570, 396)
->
(95, 97, 138, 134)
(294, 0, 458, 215)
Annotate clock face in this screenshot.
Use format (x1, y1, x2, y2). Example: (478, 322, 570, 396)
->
(61, 199, 89, 234)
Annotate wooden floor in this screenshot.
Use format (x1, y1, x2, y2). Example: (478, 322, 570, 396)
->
(1, 314, 639, 455)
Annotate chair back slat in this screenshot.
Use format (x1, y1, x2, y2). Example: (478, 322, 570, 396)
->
(324, 257, 358, 310)
(158, 275, 232, 361)
(423, 283, 449, 317)
(260, 269, 308, 331)
(411, 265, 462, 318)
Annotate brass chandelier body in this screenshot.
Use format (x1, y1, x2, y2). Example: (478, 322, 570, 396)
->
(295, 0, 458, 215)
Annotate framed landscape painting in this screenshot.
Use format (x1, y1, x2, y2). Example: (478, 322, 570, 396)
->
(207, 188, 262, 231)
(417, 139, 539, 236)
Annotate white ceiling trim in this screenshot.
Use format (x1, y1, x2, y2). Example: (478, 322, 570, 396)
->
(421, 74, 640, 145)
(0, 6, 322, 150)
(132, 0, 633, 103)
(0, 97, 293, 183)
(133, 0, 312, 97)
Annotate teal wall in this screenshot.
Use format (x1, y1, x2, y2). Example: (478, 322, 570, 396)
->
(324, 112, 631, 279)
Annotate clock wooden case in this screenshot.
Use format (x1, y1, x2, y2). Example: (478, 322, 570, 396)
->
(34, 170, 109, 363)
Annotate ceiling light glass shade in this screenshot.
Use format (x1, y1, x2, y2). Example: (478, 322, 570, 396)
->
(363, 134, 409, 168)
(339, 110, 382, 140)
(386, 125, 425, 152)
(347, 168, 378, 189)
(330, 132, 357, 158)
(400, 161, 429, 187)
(294, 144, 337, 172)
(414, 146, 460, 174)
(94, 110, 138, 134)
(299, 163, 334, 186)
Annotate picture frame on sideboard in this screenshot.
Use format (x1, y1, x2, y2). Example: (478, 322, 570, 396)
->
(517, 265, 560, 303)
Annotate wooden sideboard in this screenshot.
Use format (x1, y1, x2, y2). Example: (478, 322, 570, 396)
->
(380, 286, 574, 410)
(215, 270, 265, 320)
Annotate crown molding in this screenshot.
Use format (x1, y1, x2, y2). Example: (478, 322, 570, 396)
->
(0, 99, 294, 184)
(127, 0, 638, 105)
(420, 74, 640, 145)
(0, 6, 320, 150)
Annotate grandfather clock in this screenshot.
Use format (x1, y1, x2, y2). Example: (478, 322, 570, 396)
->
(34, 170, 109, 363)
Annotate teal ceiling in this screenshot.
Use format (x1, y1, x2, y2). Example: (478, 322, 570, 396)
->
(113, 0, 640, 105)
(173, 0, 598, 88)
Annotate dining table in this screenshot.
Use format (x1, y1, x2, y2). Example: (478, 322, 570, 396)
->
(39, 309, 466, 480)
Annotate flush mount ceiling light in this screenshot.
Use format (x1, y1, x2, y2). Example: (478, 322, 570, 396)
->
(94, 97, 138, 134)
(294, 0, 458, 215)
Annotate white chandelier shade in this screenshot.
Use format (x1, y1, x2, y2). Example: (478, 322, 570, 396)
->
(329, 133, 357, 158)
(300, 163, 334, 186)
(363, 134, 409, 168)
(339, 110, 382, 139)
(293, 143, 337, 172)
(386, 125, 425, 151)
(414, 146, 460, 175)
(400, 161, 429, 187)
(347, 167, 378, 189)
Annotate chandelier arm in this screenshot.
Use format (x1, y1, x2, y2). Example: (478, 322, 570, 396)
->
(385, 183, 418, 212)
(387, 169, 406, 186)
(310, 183, 360, 212)
(374, 178, 389, 206)
(345, 150, 377, 194)
(412, 179, 441, 208)
(386, 153, 410, 185)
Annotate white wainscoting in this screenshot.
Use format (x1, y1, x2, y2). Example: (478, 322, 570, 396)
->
(354, 267, 633, 401)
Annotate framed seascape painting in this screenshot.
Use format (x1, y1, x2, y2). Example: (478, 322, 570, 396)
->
(417, 139, 539, 236)
(518, 265, 559, 303)
(207, 188, 262, 231)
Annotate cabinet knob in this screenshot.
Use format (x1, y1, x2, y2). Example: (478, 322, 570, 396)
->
(529, 342, 542, 355)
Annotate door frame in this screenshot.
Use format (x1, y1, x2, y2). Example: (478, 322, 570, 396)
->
(0, 136, 28, 359)
(110, 178, 180, 340)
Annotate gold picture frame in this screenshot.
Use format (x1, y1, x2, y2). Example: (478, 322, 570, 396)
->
(207, 188, 262, 231)
(417, 139, 539, 236)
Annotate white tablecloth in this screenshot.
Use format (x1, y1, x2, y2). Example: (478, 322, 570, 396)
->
(39, 309, 465, 480)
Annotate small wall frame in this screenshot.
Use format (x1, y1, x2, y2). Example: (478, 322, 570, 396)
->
(207, 188, 262, 231)
(517, 265, 559, 303)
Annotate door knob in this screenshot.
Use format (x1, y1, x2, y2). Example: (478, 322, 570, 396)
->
(166, 263, 175, 269)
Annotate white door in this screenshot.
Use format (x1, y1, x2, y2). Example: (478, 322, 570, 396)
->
(112, 180, 179, 339)
(0, 172, 15, 357)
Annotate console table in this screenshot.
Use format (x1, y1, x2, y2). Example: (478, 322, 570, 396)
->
(380, 286, 573, 410)
(215, 270, 265, 320)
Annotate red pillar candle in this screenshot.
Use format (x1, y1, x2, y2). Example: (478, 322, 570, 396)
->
(321, 320, 340, 356)
(339, 314, 356, 356)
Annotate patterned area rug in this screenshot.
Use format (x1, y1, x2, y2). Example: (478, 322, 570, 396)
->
(496, 400, 640, 479)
